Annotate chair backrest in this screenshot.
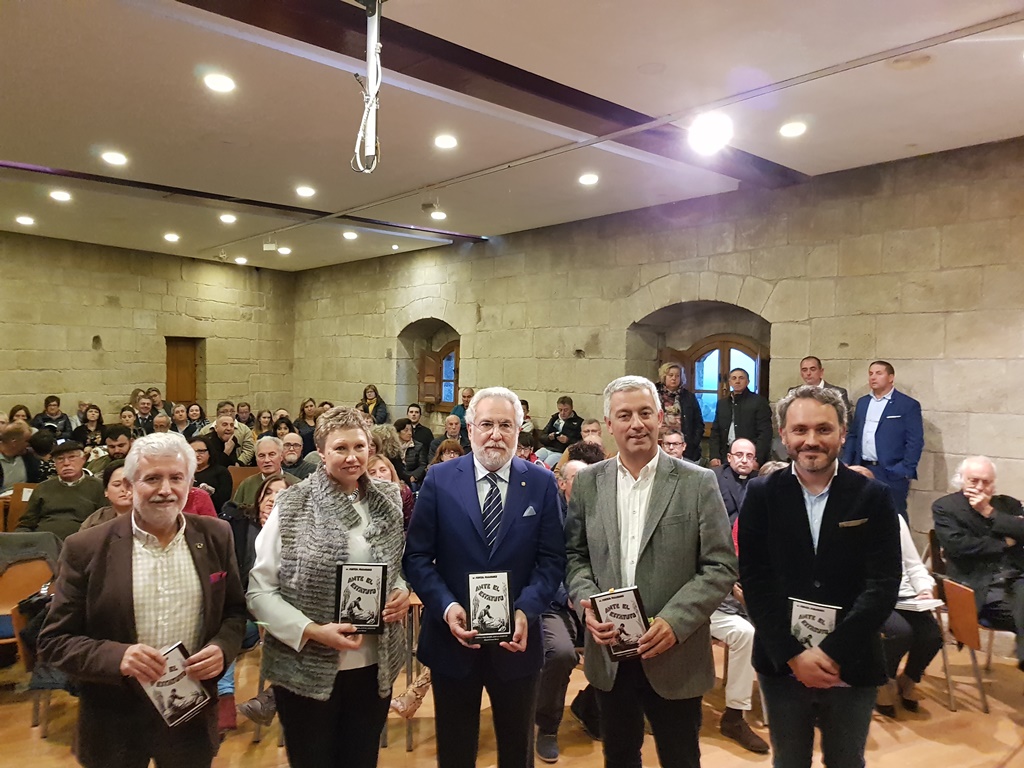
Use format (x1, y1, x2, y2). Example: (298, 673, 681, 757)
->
(228, 466, 260, 490)
(0, 559, 53, 616)
(6, 483, 38, 532)
(944, 579, 982, 651)
(928, 530, 946, 576)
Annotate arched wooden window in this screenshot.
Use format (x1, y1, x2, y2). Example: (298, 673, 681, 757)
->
(418, 339, 460, 411)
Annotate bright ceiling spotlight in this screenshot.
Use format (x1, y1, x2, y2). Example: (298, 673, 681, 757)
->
(687, 111, 733, 156)
(343, 231, 358, 240)
(219, 213, 237, 224)
(277, 247, 292, 255)
(779, 121, 807, 138)
(295, 185, 316, 198)
(203, 73, 236, 93)
(578, 173, 599, 186)
(391, 244, 399, 250)
(434, 134, 458, 149)
(16, 215, 35, 226)
(164, 233, 180, 243)
(50, 190, 72, 202)
(101, 150, 128, 166)
(234, 256, 247, 264)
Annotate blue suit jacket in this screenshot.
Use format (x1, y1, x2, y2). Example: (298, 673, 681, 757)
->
(402, 454, 566, 680)
(842, 389, 924, 480)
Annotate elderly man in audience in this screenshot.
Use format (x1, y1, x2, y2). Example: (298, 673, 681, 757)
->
(87, 425, 134, 475)
(151, 413, 171, 433)
(537, 396, 585, 469)
(39, 432, 247, 768)
(714, 438, 758, 522)
(933, 456, 1024, 672)
(232, 436, 299, 506)
(709, 368, 773, 468)
(198, 401, 256, 465)
(450, 387, 474, 428)
(16, 441, 105, 539)
(0, 420, 44, 492)
(428, 414, 471, 459)
(205, 414, 246, 467)
(281, 432, 317, 479)
(32, 395, 74, 440)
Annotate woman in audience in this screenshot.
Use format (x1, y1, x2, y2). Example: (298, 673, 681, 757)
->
(255, 409, 274, 438)
(119, 406, 145, 439)
(655, 362, 702, 460)
(70, 404, 104, 448)
(79, 460, 131, 530)
(392, 418, 428, 488)
(128, 387, 146, 413)
(169, 403, 190, 436)
(9, 404, 33, 427)
(356, 384, 389, 424)
(371, 423, 403, 470)
(190, 436, 232, 514)
(273, 417, 296, 439)
(296, 397, 318, 456)
(367, 455, 415, 530)
(428, 438, 464, 467)
(186, 402, 209, 438)
(248, 406, 408, 768)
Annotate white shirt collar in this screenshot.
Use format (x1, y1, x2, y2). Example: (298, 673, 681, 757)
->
(58, 474, 87, 488)
(871, 387, 894, 402)
(473, 455, 512, 484)
(616, 450, 660, 482)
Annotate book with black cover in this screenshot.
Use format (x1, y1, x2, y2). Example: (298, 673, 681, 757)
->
(590, 586, 650, 660)
(467, 570, 513, 643)
(335, 563, 387, 634)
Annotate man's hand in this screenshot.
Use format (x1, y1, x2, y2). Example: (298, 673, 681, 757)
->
(709, 459, 722, 468)
(120, 643, 166, 683)
(445, 604, 480, 649)
(557, 434, 568, 445)
(499, 610, 529, 653)
(916, 589, 934, 600)
(580, 598, 617, 645)
(638, 617, 677, 659)
(1006, 537, 1018, 548)
(383, 588, 410, 623)
(548, 433, 557, 442)
(732, 584, 746, 607)
(304, 622, 363, 651)
(185, 644, 225, 681)
(224, 437, 237, 454)
(787, 647, 841, 688)
(965, 488, 993, 517)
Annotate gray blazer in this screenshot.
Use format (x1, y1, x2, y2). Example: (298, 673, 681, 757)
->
(565, 452, 737, 700)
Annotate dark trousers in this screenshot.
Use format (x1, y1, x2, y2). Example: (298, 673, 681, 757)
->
(432, 661, 540, 768)
(872, 467, 910, 521)
(881, 608, 943, 681)
(536, 609, 578, 734)
(273, 665, 390, 768)
(980, 574, 1024, 661)
(595, 659, 702, 768)
(759, 673, 875, 768)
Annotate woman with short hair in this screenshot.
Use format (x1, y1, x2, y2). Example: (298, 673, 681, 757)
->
(655, 362, 704, 462)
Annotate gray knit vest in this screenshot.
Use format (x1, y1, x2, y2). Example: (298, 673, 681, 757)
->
(261, 468, 407, 700)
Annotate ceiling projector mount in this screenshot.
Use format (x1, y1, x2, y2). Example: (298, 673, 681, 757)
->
(350, 0, 386, 175)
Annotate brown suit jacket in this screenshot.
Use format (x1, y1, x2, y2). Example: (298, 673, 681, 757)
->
(38, 513, 247, 763)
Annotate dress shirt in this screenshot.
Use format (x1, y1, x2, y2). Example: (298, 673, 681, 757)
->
(861, 388, 893, 462)
(897, 515, 935, 599)
(793, 462, 838, 553)
(131, 512, 204, 655)
(616, 451, 659, 586)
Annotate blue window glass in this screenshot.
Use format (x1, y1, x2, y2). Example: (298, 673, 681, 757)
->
(442, 352, 455, 381)
(442, 381, 455, 402)
(696, 350, 719, 391)
(696, 392, 718, 424)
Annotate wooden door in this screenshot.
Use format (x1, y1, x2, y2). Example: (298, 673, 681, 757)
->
(166, 337, 198, 405)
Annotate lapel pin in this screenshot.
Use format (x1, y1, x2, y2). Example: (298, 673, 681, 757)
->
(196, 542, 204, 549)
(521, 481, 526, 487)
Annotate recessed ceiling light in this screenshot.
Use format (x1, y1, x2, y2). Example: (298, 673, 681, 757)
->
(15, 215, 35, 226)
(164, 233, 180, 243)
(296, 186, 316, 198)
(430, 210, 447, 221)
(578, 173, 599, 186)
(234, 256, 247, 265)
(434, 134, 458, 149)
(887, 53, 932, 71)
(342, 231, 358, 240)
(391, 244, 399, 250)
(203, 73, 235, 93)
(779, 121, 807, 138)
(277, 247, 292, 255)
(687, 111, 733, 156)
(49, 190, 72, 202)
(219, 213, 237, 224)
(101, 151, 128, 166)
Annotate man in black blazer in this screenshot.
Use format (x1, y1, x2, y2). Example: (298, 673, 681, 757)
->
(932, 456, 1024, 669)
(739, 385, 900, 767)
(709, 368, 773, 467)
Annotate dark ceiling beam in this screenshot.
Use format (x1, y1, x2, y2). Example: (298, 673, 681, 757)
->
(175, 0, 806, 189)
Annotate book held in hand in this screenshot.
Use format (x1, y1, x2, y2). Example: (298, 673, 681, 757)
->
(790, 598, 840, 649)
(467, 570, 513, 643)
(590, 586, 651, 660)
(335, 563, 387, 634)
(139, 643, 210, 727)
(895, 597, 944, 612)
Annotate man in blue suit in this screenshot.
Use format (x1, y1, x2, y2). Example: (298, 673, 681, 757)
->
(842, 360, 924, 519)
(404, 386, 566, 768)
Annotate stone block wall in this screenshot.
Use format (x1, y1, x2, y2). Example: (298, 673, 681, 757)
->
(0, 233, 296, 417)
(291, 137, 1024, 535)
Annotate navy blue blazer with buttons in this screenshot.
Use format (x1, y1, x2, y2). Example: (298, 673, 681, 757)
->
(737, 464, 901, 687)
(842, 388, 924, 480)
(403, 453, 566, 680)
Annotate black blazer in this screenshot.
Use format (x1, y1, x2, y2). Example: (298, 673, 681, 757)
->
(738, 464, 900, 687)
(713, 464, 749, 525)
(932, 492, 1024, 611)
(539, 412, 584, 452)
(708, 390, 773, 466)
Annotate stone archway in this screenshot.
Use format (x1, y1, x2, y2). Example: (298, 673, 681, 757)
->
(396, 317, 460, 430)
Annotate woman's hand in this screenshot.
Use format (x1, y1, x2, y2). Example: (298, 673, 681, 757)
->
(383, 588, 410, 623)
(303, 622, 363, 651)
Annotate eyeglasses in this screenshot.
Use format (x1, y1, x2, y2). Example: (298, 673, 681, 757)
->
(193, 448, 209, 454)
(443, 450, 461, 457)
(729, 452, 756, 461)
(663, 441, 684, 448)
(472, 420, 516, 435)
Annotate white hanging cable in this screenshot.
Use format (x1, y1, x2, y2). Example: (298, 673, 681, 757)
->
(351, 0, 383, 173)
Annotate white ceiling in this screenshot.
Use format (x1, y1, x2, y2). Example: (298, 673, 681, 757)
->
(1, 0, 1022, 271)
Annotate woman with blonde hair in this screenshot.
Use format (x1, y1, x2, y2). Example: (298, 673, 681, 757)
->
(656, 362, 703, 462)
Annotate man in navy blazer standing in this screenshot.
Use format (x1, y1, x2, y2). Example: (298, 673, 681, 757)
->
(404, 386, 566, 768)
(842, 360, 924, 519)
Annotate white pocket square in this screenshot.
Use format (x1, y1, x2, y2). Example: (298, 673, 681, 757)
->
(523, 506, 537, 517)
(886, 414, 901, 419)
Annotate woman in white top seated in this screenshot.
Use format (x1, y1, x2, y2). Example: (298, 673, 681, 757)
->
(876, 514, 944, 718)
(248, 406, 410, 768)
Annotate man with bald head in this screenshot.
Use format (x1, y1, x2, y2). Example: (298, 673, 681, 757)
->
(714, 438, 758, 524)
(933, 456, 1024, 671)
(428, 414, 470, 458)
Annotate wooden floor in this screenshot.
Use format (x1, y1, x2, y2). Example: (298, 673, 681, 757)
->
(2, 645, 1022, 768)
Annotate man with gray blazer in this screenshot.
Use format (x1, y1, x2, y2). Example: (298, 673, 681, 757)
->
(565, 376, 738, 768)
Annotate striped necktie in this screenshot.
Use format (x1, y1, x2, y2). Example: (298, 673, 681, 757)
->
(481, 472, 503, 548)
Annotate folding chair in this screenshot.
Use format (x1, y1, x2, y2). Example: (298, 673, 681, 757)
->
(942, 579, 990, 714)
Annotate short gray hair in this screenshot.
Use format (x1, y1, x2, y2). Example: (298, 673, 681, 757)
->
(951, 456, 997, 490)
(123, 432, 197, 483)
(776, 385, 847, 431)
(603, 376, 660, 419)
(466, 387, 524, 428)
(256, 435, 284, 452)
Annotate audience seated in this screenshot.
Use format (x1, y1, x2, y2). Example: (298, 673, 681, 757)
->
(204, 414, 248, 467)
(27, 430, 58, 479)
(356, 383, 390, 424)
(185, 402, 209, 438)
(9, 404, 34, 430)
(119, 405, 145, 439)
(554, 418, 607, 473)
(253, 409, 274, 438)
(536, 395, 584, 468)
(86, 425, 133, 475)
(146, 387, 174, 418)
(428, 414, 470, 459)
(134, 394, 156, 434)
(231, 437, 299, 506)
(70, 404, 105, 448)
(190, 437, 232, 514)
(450, 387, 473, 427)
(406, 403, 434, 448)
(280, 432, 316, 479)
(31, 395, 73, 440)
(515, 432, 542, 465)
(0, 420, 44, 491)
(393, 417, 428, 487)
(151, 413, 171, 433)
(235, 401, 256, 430)
(79, 459, 131, 530)
(294, 397, 319, 456)
(198, 402, 256, 465)
(16, 441, 104, 539)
